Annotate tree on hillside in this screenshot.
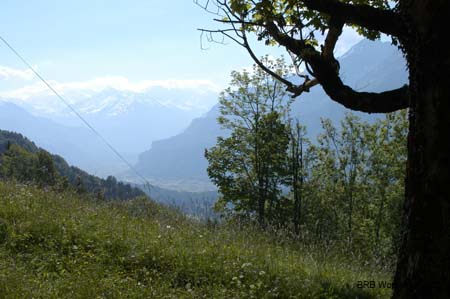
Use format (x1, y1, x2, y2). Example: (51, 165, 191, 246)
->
(319, 114, 369, 244)
(36, 150, 57, 187)
(292, 112, 405, 252)
(205, 57, 291, 227)
(1, 144, 37, 183)
(363, 111, 407, 256)
(286, 119, 311, 235)
(197, 0, 449, 297)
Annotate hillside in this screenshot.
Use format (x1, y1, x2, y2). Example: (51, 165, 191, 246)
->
(134, 40, 408, 188)
(0, 129, 39, 154)
(0, 182, 392, 298)
(0, 129, 145, 200)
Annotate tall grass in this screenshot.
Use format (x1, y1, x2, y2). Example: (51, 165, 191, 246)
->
(0, 182, 392, 298)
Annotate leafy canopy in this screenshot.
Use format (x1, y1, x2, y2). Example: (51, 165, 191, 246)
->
(227, 0, 391, 46)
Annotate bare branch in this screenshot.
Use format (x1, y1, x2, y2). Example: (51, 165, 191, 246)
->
(194, 0, 221, 16)
(198, 28, 244, 46)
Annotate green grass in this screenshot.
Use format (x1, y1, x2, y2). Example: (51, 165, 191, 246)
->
(0, 182, 393, 298)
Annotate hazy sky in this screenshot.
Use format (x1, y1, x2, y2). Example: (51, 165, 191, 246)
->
(0, 0, 363, 98)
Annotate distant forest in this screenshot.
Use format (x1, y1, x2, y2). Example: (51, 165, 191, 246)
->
(0, 130, 144, 201)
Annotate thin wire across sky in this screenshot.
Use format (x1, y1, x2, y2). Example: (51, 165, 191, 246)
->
(0, 35, 153, 195)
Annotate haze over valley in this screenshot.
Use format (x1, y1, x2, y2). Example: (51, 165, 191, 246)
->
(0, 83, 219, 177)
(1, 39, 406, 192)
(135, 39, 407, 191)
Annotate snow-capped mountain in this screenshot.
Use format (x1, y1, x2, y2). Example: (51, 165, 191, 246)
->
(3, 84, 218, 120)
(1, 84, 218, 143)
(0, 84, 219, 177)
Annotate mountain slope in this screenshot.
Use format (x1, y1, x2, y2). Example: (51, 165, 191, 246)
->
(136, 105, 225, 181)
(135, 40, 408, 189)
(0, 86, 219, 176)
(0, 101, 127, 176)
(0, 129, 217, 215)
(0, 129, 145, 200)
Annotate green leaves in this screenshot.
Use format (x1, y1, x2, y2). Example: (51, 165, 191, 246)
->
(206, 57, 292, 224)
(0, 144, 48, 184)
(208, 52, 407, 249)
(230, 0, 252, 15)
(305, 111, 407, 256)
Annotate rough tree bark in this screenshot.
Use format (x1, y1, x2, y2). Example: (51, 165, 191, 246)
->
(393, 1, 450, 298)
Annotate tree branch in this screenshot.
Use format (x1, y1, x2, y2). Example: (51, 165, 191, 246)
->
(265, 20, 409, 113)
(310, 52, 410, 113)
(241, 31, 295, 89)
(197, 0, 410, 112)
(322, 17, 344, 59)
(300, 0, 407, 38)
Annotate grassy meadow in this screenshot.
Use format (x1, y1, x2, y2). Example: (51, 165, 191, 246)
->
(0, 182, 393, 298)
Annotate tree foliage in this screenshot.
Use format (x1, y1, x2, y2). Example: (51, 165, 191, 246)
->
(0, 130, 144, 201)
(205, 61, 408, 257)
(206, 57, 292, 227)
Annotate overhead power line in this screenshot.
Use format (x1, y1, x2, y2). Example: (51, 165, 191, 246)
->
(0, 35, 152, 195)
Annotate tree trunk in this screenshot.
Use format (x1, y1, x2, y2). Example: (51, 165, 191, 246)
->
(258, 176, 266, 228)
(393, 1, 450, 297)
(292, 135, 301, 235)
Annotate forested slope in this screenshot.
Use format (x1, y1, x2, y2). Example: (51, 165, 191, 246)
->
(0, 129, 144, 200)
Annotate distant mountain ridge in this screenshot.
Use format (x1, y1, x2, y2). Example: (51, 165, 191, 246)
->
(0, 100, 125, 176)
(134, 39, 408, 190)
(0, 86, 219, 176)
(2, 82, 219, 118)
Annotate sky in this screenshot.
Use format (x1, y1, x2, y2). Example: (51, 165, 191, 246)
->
(0, 0, 363, 101)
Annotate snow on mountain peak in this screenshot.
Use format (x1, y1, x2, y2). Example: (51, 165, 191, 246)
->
(0, 77, 220, 117)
